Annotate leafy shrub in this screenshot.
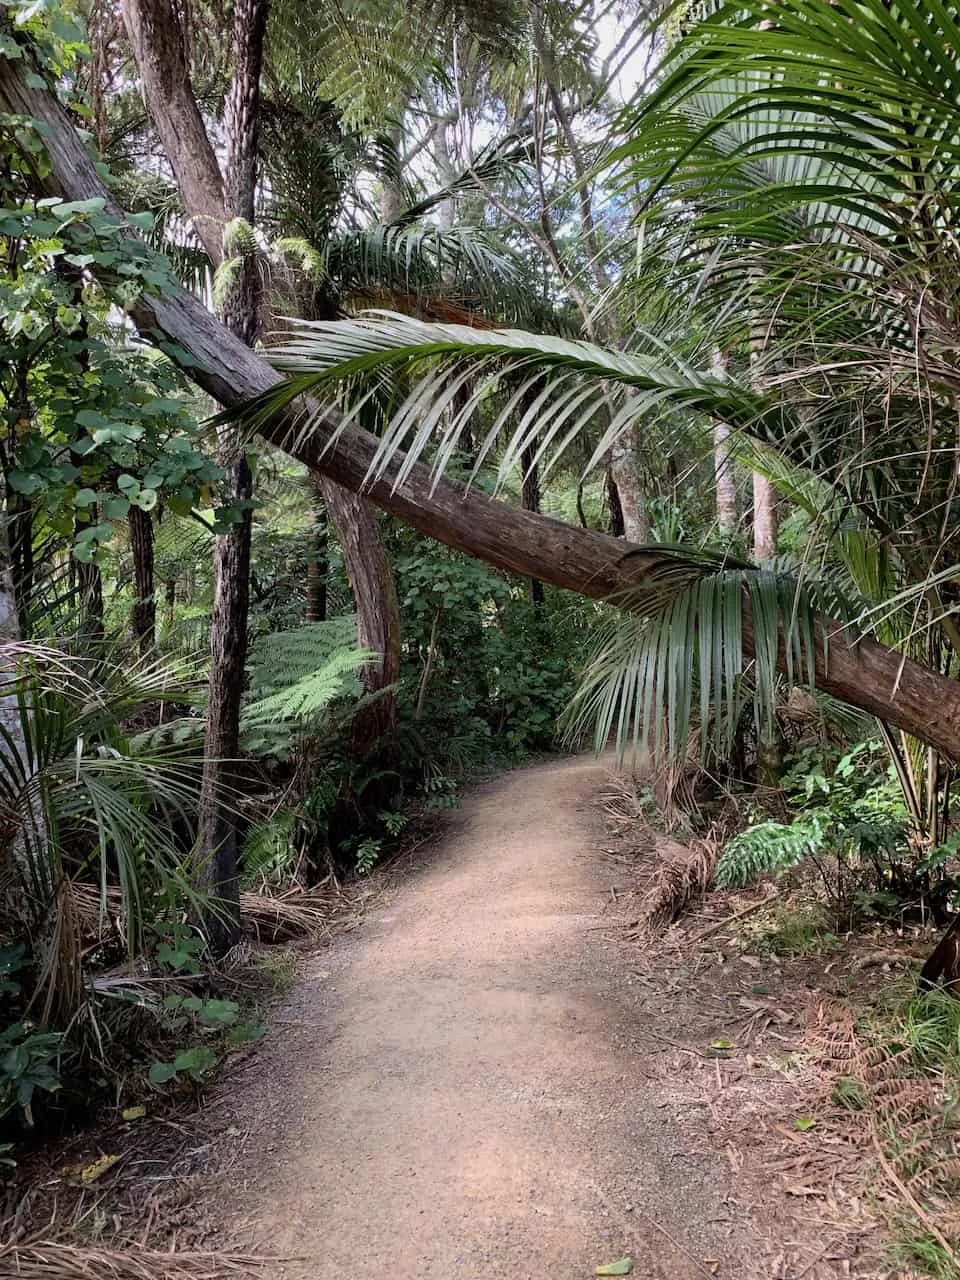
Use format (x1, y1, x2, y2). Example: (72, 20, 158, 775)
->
(716, 740, 916, 925)
(0, 1022, 62, 1126)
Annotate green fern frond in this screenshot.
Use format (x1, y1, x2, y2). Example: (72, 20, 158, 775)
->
(242, 647, 374, 727)
(223, 217, 258, 258)
(246, 617, 359, 698)
(241, 811, 298, 885)
(273, 236, 326, 282)
(242, 618, 374, 733)
(212, 256, 242, 313)
(716, 817, 824, 889)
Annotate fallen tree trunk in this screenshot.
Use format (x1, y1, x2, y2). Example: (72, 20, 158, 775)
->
(5, 52, 960, 759)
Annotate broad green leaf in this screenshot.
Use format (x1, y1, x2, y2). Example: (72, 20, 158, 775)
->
(148, 1060, 177, 1084)
(596, 1259, 633, 1275)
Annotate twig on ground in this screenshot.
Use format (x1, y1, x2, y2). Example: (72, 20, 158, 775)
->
(688, 893, 779, 945)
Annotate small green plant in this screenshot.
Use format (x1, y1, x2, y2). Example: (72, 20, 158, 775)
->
(378, 810, 408, 836)
(254, 948, 300, 990)
(355, 837, 383, 873)
(148, 993, 263, 1085)
(0, 1021, 62, 1125)
(153, 923, 205, 974)
(740, 903, 840, 958)
(831, 1076, 867, 1110)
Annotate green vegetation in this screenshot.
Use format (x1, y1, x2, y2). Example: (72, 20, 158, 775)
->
(5, 0, 960, 1268)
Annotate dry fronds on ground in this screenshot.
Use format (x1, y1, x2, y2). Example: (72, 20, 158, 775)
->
(627, 827, 723, 938)
(0, 1240, 266, 1279)
(71, 879, 358, 947)
(239, 885, 353, 943)
(810, 1002, 960, 1271)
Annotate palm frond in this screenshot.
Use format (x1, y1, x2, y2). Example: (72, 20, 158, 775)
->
(562, 556, 821, 766)
(247, 311, 775, 491)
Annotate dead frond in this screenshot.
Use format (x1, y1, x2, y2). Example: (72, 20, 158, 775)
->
(808, 1003, 960, 1269)
(240, 885, 348, 943)
(628, 827, 723, 939)
(0, 1240, 267, 1279)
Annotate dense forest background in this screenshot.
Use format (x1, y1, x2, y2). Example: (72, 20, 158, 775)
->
(6, 0, 960, 1270)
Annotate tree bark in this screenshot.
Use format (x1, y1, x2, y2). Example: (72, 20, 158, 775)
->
(120, 0, 226, 264)
(305, 476, 328, 623)
(520, 443, 545, 605)
(189, 0, 266, 954)
(711, 351, 738, 538)
(74, 514, 104, 645)
(752, 472, 778, 563)
(128, 504, 156, 655)
(609, 426, 648, 544)
(319, 477, 401, 748)
(606, 467, 624, 537)
(122, 0, 399, 899)
(9, 54, 960, 761)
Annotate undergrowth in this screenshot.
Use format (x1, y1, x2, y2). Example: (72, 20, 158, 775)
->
(816, 990, 960, 1276)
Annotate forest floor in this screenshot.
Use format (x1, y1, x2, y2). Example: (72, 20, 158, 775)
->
(199, 755, 896, 1280)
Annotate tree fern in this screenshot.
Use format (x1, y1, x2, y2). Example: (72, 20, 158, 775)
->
(242, 647, 374, 727)
(241, 618, 375, 756)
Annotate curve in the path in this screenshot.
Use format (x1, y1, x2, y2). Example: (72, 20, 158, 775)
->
(226, 757, 741, 1280)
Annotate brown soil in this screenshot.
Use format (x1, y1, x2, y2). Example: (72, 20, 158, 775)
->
(208, 757, 886, 1280)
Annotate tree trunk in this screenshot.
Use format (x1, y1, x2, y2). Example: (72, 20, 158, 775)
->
(189, 0, 267, 954)
(609, 426, 648, 544)
(163, 576, 176, 637)
(74, 512, 104, 645)
(380, 123, 402, 224)
(305, 476, 328, 623)
(319, 477, 401, 748)
(120, 0, 226, 263)
(752, 472, 777, 563)
(606, 467, 624, 537)
(128, 504, 156, 656)
(711, 351, 738, 538)
(7, 370, 34, 634)
(749, 314, 778, 564)
(11, 53, 960, 761)
(520, 443, 545, 605)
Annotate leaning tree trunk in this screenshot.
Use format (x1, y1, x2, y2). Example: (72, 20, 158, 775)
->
(128, 504, 156, 656)
(11, 54, 960, 763)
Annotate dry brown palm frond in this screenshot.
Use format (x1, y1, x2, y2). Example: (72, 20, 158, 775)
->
(0, 1240, 267, 1279)
(628, 827, 723, 938)
(239, 886, 347, 942)
(70, 879, 350, 948)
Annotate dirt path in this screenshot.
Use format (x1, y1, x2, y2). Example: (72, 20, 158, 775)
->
(221, 758, 757, 1279)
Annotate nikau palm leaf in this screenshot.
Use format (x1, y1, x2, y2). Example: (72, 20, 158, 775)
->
(564, 559, 821, 764)
(249, 311, 776, 492)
